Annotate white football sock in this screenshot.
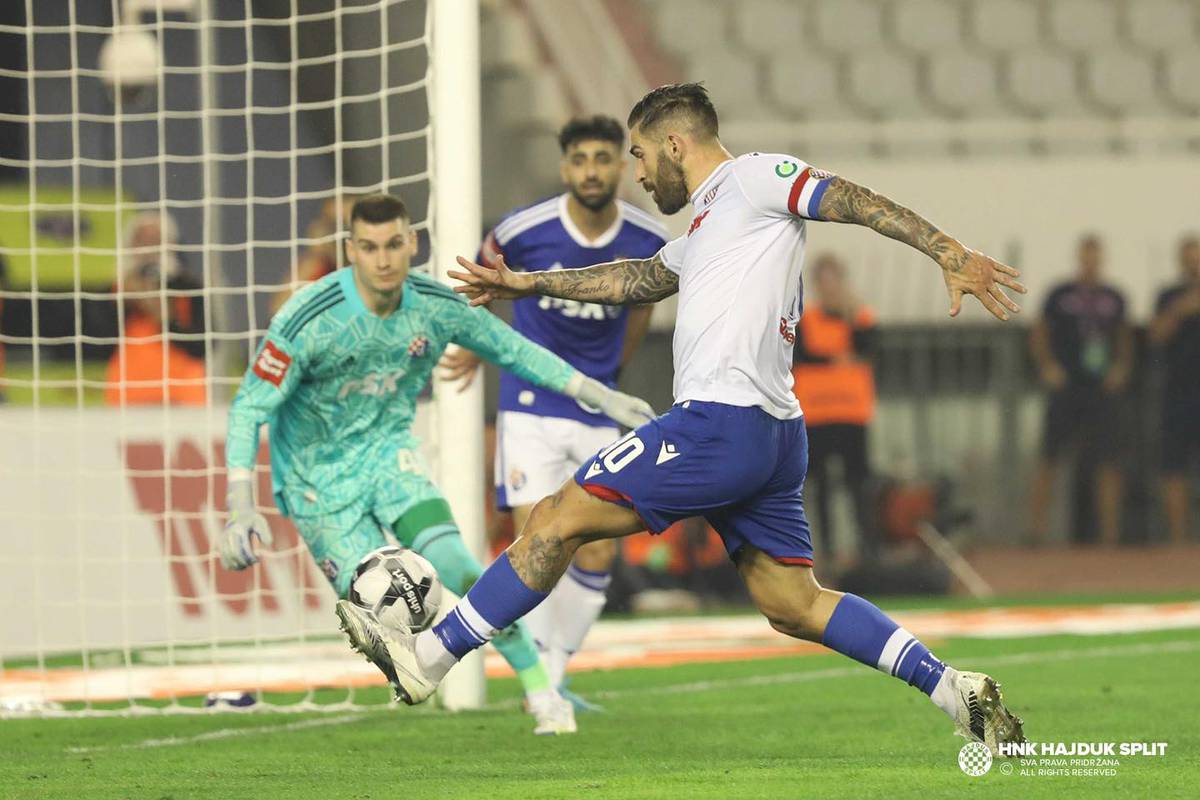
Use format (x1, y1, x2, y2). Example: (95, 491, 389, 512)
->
(549, 564, 611, 686)
(415, 629, 458, 681)
(930, 666, 960, 719)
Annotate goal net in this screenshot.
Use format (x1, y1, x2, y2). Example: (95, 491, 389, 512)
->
(0, 0, 484, 716)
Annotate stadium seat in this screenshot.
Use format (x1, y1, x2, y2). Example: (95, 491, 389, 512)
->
(968, 0, 1040, 52)
(731, 0, 807, 58)
(1083, 50, 1161, 116)
(479, 11, 539, 72)
(891, 0, 965, 55)
(1047, 0, 1119, 52)
(811, 0, 885, 53)
(767, 51, 854, 119)
(927, 49, 1003, 117)
(690, 51, 768, 118)
(846, 51, 925, 119)
(652, 0, 728, 58)
(1124, 0, 1198, 52)
(1163, 48, 1200, 112)
(1004, 47, 1083, 117)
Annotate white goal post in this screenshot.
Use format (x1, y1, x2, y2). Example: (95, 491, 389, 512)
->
(0, 0, 486, 715)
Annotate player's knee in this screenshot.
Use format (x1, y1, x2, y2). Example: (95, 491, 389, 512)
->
(525, 489, 586, 545)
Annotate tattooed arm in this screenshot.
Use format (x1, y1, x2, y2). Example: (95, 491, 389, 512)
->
(449, 252, 679, 307)
(816, 177, 1026, 321)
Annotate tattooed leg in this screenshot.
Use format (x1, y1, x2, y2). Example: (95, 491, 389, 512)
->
(417, 480, 642, 677)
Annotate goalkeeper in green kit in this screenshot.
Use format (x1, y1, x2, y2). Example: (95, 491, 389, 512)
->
(220, 194, 654, 734)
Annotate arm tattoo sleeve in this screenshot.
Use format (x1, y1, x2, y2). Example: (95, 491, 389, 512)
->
(529, 253, 679, 304)
(818, 177, 968, 274)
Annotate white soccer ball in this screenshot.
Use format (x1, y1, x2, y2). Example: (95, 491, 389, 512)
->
(348, 546, 442, 633)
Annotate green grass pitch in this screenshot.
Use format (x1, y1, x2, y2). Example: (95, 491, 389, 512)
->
(1, 626, 1196, 799)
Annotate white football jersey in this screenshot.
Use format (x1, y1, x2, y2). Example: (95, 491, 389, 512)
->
(657, 152, 834, 420)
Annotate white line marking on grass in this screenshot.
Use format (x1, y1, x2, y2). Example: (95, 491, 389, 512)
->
(64, 637, 1199, 753)
(65, 712, 377, 754)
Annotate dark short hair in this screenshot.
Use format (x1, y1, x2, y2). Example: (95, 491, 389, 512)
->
(627, 82, 719, 138)
(350, 193, 409, 228)
(558, 115, 624, 152)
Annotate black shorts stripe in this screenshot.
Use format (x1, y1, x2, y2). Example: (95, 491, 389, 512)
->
(282, 292, 344, 339)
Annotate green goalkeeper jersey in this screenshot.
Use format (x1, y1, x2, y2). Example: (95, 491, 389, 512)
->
(226, 267, 576, 517)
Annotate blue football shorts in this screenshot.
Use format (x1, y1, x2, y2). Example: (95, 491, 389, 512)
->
(574, 400, 814, 565)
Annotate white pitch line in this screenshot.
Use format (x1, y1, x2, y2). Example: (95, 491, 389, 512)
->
(64, 637, 1200, 754)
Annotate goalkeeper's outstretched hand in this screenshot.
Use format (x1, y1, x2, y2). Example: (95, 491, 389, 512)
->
(219, 479, 273, 570)
(571, 374, 656, 430)
(449, 254, 533, 306)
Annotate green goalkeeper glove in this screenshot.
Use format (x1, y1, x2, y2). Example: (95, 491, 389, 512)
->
(219, 476, 273, 570)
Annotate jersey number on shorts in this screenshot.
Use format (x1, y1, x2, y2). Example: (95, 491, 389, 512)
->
(597, 431, 644, 474)
(397, 449, 425, 475)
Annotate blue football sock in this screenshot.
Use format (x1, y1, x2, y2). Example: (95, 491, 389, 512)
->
(821, 593, 951, 699)
(431, 553, 548, 660)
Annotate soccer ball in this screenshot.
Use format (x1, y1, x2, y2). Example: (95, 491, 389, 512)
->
(348, 546, 442, 632)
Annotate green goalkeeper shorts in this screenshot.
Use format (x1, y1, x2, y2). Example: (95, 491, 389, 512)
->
(286, 445, 458, 598)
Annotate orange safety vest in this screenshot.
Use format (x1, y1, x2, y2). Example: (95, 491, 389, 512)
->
(791, 305, 876, 426)
(105, 314, 207, 406)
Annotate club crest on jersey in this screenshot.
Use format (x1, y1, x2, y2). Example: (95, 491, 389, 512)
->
(407, 336, 429, 357)
(253, 340, 291, 387)
(687, 209, 710, 236)
(320, 559, 339, 583)
(774, 161, 799, 178)
(509, 468, 526, 491)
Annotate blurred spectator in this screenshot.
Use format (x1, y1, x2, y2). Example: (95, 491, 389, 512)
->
(1148, 236, 1200, 544)
(1029, 235, 1132, 546)
(270, 195, 357, 314)
(792, 253, 878, 563)
(104, 211, 206, 406)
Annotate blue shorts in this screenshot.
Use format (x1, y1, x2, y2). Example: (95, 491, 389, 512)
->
(574, 400, 814, 565)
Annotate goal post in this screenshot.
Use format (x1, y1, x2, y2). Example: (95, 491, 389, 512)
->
(431, 0, 486, 711)
(0, 0, 487, 716)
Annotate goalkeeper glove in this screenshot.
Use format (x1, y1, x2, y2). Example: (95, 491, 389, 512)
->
(219, 477, 274, 570)
(567, 373, 656, 429)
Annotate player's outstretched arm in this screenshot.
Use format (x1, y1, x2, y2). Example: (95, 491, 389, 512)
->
(449, 252, 678, 307)
(817, 177, 1027, 321)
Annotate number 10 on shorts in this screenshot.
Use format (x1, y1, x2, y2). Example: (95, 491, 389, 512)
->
(597, 431, 644, 474)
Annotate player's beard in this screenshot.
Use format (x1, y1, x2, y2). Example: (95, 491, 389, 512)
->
(570, 182, 617, 212)
(646, 154, 689, 215)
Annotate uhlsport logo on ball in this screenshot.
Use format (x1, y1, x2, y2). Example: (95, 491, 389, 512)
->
(959, 742, 993, 776)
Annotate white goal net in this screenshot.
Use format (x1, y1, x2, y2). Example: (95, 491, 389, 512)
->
(0, 0, 483, 716)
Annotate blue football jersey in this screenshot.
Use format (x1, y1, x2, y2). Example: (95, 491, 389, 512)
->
(479, 194, 668, 426)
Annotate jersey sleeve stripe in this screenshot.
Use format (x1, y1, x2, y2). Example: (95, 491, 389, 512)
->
(493, 198, 559, 243)
(409, 276, 459, 299)
(276, 283, 342, 339)
(786, 169, 812, 216)
(806, 178, 830, 219)
(281, 294, 344, 340)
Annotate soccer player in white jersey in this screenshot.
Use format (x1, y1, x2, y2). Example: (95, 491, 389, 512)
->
(337, 84, 1028, 754)
(441, 115, 667, 707)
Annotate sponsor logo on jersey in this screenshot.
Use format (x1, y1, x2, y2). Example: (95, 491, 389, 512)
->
(774, 161, 799, 178)
(778, 317, 796, 344)
(253, 340, 292, 387)
(407, 336, 430, 357)
(687, 209, 710, 237)
(338, 369, 407, 400)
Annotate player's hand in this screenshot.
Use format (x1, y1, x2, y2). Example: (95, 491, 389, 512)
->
(438, 347, 483, 392)
(943, 248, 1026, 322)
(448, 254, 534, 306)
(219, 479, 274, 570)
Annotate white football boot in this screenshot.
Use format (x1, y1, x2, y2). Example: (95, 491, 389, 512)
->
(528, 691, 578, 736)
(335, 600, 437, 705)
(952, 671, 1026, 755)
